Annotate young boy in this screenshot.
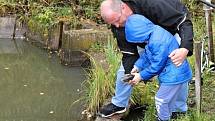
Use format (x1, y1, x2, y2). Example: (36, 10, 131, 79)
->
(125, 14, 192, 121)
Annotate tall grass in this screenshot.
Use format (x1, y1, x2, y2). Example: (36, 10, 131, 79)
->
(172, 110, 215, 121)
(83, 37, 121, 114)
(140, 108, 215, 121)
(130, 81, 158, 106)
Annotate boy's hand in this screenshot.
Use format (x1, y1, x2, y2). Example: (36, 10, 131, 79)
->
(129, 73, 141, 85)
(131, 66, 139, 73)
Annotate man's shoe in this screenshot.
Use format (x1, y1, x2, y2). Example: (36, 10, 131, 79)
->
(99, 103, 126, 118)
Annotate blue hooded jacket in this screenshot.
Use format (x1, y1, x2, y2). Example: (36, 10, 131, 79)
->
(125, 14, 192, 85)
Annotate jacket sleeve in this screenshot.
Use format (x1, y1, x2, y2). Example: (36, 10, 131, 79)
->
(178, 7, 194, 56)
(136, 0, 194, 56)
(139, 41, 168, 81)
(134, 50, 150, 71)
(111, 25, 139, 74)
(122, 53, 139, 74)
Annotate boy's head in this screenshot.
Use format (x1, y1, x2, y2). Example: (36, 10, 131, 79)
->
(125, 14, 155, 43)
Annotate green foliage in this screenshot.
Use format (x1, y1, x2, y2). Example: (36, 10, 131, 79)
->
(90, 41, 103, 51)
(192, 17, 206, 41)
(172, 110, 215, 121)
(84, 58, 110, 113)
(131, 81, 158, 106)
(0, 0, 102, 24)
(182, 0, 198, 11)
(83, 37, 121, 114)
(78, 0, 102, 21)
(143, 104, 156, 121)
(29, 6, 77, 27)
(105, 37, 121, 68)
(188, 56, 195, 72)
(33, 8, 55, 27)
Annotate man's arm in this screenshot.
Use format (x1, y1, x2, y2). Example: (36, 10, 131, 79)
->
(178, 13, 194, 56)
(169, 8, 193, 66)
(138, 0, 193, 65)
(111, 25, 139, 74)
(122, 53, 139, 74)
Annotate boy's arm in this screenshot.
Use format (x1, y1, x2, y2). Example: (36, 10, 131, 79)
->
(134, 51, 149, 71)
(128, 52, 149, 85)
(139, 42, 169, 81)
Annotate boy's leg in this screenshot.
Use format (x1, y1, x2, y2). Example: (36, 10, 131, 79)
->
(155, 84, 183, 120)
(170, 82, 189, 119)
(171, 82, 188, 112)
(99, 63, 132, 117)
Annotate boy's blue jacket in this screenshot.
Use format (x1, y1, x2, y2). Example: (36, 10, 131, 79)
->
(125, 14, 192, 85)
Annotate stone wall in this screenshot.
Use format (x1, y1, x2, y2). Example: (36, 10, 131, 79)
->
(0, 17, 25, 39)
(25, 20, 113, 66)
(60, 28, 112, 66)
(61, 29, 112, 51)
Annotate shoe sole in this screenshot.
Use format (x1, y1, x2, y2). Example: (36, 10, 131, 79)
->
(100, 108, 126, 118)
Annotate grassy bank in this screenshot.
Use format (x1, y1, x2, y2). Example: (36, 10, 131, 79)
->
(82, 1, 215, 120)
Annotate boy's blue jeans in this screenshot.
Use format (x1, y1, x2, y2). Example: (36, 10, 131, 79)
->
(155, 82, 188, 120)
(111, 64, 189, 112)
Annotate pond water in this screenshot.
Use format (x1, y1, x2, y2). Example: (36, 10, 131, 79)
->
(0, 39, 86, 121)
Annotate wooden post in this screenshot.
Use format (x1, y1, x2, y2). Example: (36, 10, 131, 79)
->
(204, 0, 214, 63)
(194, 42, 202, 116)
(58, 21, 64, 49)
(12, 16, 17, 40)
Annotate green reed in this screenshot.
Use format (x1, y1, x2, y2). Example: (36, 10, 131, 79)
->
(83, 37, 121, 114)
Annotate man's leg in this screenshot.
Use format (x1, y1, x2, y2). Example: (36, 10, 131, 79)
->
(99, 64, 133, 117)
(99, 47, 144, 117)
(112, 64, 133, 107)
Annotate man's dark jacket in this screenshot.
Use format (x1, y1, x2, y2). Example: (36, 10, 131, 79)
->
(111, 0, 194, 74)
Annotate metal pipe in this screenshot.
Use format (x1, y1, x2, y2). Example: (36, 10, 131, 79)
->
(199, 0, 215, 8)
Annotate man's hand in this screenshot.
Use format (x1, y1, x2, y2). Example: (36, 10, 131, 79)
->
(128, 73, 141, 85)
(169, 48, 188, 67)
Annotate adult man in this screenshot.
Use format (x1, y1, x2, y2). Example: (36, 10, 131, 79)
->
(99, 0, 193, 119)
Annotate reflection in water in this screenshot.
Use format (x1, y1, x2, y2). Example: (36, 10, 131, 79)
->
(0, 39, 86, 121)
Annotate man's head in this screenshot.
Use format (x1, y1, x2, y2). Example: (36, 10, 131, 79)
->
(100, 0, 133, 28)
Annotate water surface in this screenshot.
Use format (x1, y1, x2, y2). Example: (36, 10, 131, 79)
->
(0, 39, 86, 121)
